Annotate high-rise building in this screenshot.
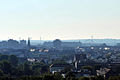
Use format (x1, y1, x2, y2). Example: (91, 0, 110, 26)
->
(20, 40, 26, 47)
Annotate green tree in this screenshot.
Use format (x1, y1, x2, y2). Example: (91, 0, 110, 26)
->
(82, 66, 92, 71)
(65, 71, 75, 79)
(9, 55, 18, 66)
(0, 55, 9, 61)
(108, 76, 120, 80)
(0, 69, 3, 76)
(0, 60, 12, 74)
(54, 72, 63, 80)
(40, 65, 49, 74)
(23, 62, 33, 75)
(62, 66, 73, 73)
(42, 74, 56, 80)
(94, 76, 105, 80)
(90, 77, 98, 80)
(79, 77, 90, 80)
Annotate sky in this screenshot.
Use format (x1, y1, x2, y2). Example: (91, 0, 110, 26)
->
(0, 0, 120, 40)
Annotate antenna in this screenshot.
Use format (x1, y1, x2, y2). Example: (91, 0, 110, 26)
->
(19, 37, 21, 42)
(40, 36, 41, 45)
(19, 37, 21, 40)
(91, 36, 94, 44)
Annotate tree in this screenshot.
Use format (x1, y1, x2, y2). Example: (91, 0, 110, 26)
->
(65, 71, 75, 79)
(0, 60, 12, 74)
(93, 64, 101, 70)
(62, 66, 73, 73)
(0, 69, 3, 76)
(9, 55, 18, 66)
(93, 64, 102, 75)
(54, 72, 63, 80)
(40, 65, 49, 74)
(42, 74, 56, 80)
(82, 66, 92, 72)
(95, 76, 105, 80)
(108, 76, 120, 80)
(79, 77, 90, 80)
(23, 62, 33, 75)
(0, 55, 9, 61)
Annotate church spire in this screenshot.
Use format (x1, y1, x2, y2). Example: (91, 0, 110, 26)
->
(28, 37, 31, 48)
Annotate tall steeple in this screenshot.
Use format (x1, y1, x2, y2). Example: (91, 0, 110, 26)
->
(28, 37, 31, 48)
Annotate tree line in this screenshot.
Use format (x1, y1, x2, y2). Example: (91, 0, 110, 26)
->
(0, 54, 119, 80)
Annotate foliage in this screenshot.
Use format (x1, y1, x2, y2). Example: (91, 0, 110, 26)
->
(65, 71, 75, 79)
(0, 60, 12, 74)
(0, 54, 119, 80)
(9, 55, 18, 66)
(108, 76, 120, 80)
(0, 55, 9, 61)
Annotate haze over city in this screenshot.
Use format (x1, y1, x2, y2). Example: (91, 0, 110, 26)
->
(0, 0, 120, 40)
(1, 0, 120, 80)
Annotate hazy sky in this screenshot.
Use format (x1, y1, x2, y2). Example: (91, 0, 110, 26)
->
(0, 0, 120, 40)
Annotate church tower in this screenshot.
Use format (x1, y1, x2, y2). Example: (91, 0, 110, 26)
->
(28, 37, 31, 48)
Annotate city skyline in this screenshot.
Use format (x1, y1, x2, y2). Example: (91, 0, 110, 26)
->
(0, 0, 120, 40)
